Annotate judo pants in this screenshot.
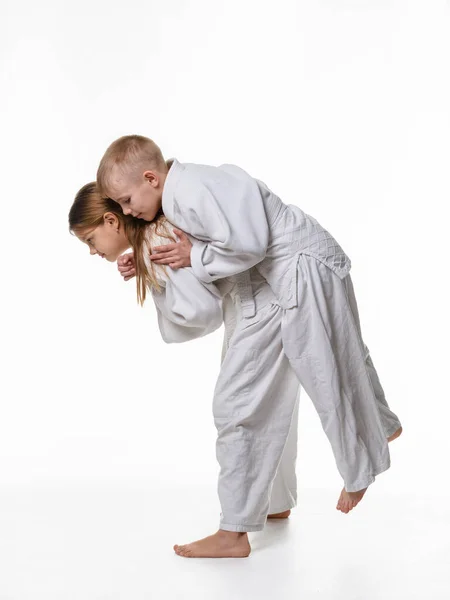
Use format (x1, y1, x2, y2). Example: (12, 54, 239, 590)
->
(221, 290, 301, 519)
(214, 255, 402, 532)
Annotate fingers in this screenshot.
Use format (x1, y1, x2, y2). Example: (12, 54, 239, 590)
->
(118, 252, 134, 264)
(152, 243, 178, 253)
(118, 262, 134, 270)
(149, 250, 178, 261)
(172, 228, 187, 239)
(151, 257, 179, 265)
(121, 270, 136, 279)
(119, 263, 136, 277)
(117, 255, 135, 271)
(116, 252, 135, 281)
(118, 265, 135, 274)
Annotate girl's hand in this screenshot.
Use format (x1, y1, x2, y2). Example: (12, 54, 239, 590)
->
(149, 228, 192, 269)
(117, 252, 136, 281)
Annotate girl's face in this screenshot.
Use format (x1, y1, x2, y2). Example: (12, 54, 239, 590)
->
(77, 213, 130, 262)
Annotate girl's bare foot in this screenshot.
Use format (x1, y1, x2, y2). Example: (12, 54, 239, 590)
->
(173, 530, 251, 558)
(267, 509, 291, 519)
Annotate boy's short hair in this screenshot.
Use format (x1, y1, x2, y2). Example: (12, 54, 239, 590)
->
(97, 135, 166, 197)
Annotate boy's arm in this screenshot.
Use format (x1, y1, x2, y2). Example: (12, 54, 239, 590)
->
(152, 167, 270, 283)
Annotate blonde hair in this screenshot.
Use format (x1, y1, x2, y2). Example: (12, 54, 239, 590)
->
(68, 182, 175, 304)
(97, 135, 167, 197)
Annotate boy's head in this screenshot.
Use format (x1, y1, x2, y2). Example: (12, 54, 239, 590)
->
(97, 135, 168, 222)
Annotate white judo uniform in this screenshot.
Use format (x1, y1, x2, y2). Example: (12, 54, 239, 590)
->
(158, 159, 402, 532)
(144, 226, 301, 519)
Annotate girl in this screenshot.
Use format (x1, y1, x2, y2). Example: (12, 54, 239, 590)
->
(68, 182, 225, 341)
(68, 182, 302, 557)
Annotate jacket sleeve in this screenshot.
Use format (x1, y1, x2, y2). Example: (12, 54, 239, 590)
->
(151, 265, 223, 344)
(175, 165, 270, 283)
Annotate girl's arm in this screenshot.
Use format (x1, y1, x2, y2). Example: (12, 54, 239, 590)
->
(151, 268, 223, 343)
(146, 228, 223, 343)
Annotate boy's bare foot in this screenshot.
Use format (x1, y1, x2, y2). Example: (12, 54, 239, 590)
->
(173, 530, 251, 558)
(387, 426, 402, 443)
(336, 426, 403, 514)
(336, 487, 367, 513)
(267, 509, 291, 519)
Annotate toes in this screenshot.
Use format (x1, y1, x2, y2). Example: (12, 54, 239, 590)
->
(341, 502, 350, 513)
(337, 491, 347, 511)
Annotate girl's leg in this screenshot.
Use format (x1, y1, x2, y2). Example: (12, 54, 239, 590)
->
(221, 293, 301, 520)
(174, 290, 301, 557)
(268, 390, 300, 516)
(213, 301, 299, 532)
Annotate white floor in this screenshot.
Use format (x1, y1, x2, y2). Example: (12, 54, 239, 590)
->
(0, 479, 449, 600)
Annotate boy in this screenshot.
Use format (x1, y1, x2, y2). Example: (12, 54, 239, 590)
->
(97, 135, 402, 558)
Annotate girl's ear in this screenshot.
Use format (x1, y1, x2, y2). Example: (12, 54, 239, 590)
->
(103, 212, 120, 229)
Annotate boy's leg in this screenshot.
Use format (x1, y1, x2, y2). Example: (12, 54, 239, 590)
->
(334, 273, 402, 512)
(343, 274, 402, 439)
(281, 254, 391, 496)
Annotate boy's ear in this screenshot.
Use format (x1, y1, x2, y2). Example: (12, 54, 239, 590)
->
(143, 170, 158, 186)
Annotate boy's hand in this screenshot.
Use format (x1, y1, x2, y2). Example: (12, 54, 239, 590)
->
(117, 252, 136, 281)
(149, 228, 192, 269)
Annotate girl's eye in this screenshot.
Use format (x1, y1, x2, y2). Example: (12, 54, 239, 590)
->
(125, 198, 130, 204)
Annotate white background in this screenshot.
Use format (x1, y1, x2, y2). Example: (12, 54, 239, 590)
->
(1, 1, 449, 599)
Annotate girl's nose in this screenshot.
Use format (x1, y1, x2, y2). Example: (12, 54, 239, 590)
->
(89, 247, 97, 255)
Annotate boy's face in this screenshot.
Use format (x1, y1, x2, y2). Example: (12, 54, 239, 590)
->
(110, 169, 164, 222)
